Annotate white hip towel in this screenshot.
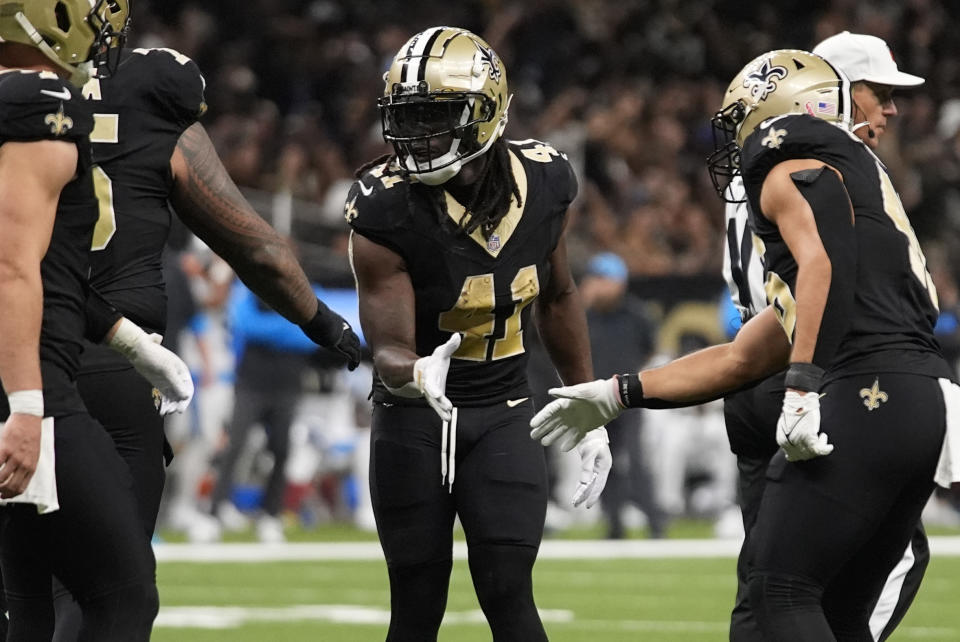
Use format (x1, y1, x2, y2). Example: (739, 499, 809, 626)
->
(935, 378, 960, 489)
(0, 417, 58, 514)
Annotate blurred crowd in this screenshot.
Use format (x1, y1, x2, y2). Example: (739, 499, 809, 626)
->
(123, 0, 960, 541)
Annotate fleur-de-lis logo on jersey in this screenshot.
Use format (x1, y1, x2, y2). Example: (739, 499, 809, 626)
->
(344, 195, 359, 223)
(474, 41, 502, 82)
(151, 388, 162, 411)
(743, 59, 788, 102)
(44, 105, 73, 136)
(761, 128, 787, 149)
(859, 378, 889, 411)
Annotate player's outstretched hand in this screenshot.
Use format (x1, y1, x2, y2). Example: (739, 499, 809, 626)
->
(413, 333, 461, 423)
(777, 390, 833, 461)
(529, 378, 624, 451)
(571, 427, 612, 508)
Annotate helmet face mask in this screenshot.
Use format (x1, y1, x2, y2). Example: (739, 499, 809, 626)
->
(92, 0, 130, 77)
(380, 27, 511, 186)
(706, 49, 852, 202)
(0, 0, 114, 86)
(707, 101, 746, 201)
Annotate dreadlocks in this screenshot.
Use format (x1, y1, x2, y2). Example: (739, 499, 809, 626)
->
(449, 138, 521, 238)
(354, 153, 393, 179)
(353, 139, 522, 240)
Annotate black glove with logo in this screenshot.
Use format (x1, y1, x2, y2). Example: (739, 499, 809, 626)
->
(300, 298, 361, 370)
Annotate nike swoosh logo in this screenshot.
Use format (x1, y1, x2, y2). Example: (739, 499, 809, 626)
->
(506, 397, 529, 407)
(758, 115, 788, 130)
(359, 181, 374, 197)
(41, 87, 72, 101)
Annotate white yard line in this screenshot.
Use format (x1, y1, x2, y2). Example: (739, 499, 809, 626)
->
(154, 536, 960, 563)
(153, 605, 956, 637)
(154, 606, 572, 629)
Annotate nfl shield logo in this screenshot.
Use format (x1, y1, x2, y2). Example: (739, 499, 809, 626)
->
(487, 234, 501, 252)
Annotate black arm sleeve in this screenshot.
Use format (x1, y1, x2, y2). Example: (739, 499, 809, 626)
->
(790, 167, 857, 369)
(84, 286, 123, 343)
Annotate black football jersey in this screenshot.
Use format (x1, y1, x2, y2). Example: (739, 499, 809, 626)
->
(348, 140, 578, 406)
(0, 70, 95, 416)
(77, 48, 206, 373)
(82, 48, 206, 333)
(741, 114, 950, 381)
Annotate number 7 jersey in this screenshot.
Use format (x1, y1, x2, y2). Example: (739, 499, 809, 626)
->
(347, 139, 578, 406)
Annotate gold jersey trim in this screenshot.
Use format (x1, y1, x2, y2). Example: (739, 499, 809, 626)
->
(443, 150, 528, 258)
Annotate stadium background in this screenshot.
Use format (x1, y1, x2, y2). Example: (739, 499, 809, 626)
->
(120, 0, 960, 638)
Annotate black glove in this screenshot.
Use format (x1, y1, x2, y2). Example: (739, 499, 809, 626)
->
(300, 299, 361, 370)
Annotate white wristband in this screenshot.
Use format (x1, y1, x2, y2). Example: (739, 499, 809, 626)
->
(7, 389, 44, 417)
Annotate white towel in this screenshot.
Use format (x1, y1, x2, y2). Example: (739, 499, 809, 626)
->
(0, 417, 58, 514)
(935, 378, 960, 489)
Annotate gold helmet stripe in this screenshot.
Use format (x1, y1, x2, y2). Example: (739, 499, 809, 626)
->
(402, 25, 445, 84)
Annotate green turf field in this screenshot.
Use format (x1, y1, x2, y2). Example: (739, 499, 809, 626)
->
(152, 551, 960, 641)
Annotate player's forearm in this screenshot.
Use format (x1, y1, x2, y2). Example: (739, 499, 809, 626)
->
(536, 288, 594, 385)
(359, 281, 419, 387)
(371, 345, 420, 389)
(0, 269, 43, 393)
(230, 244, 317, 324)
(640, 344, 756, 403)
(640, 307, 789, 404)
(170, 124, 316, 324)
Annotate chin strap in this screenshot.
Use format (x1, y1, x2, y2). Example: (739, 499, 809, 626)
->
(13, 12, 91, 87)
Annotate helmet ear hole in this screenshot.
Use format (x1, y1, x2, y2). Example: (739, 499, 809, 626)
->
(55, 2, 71, 32)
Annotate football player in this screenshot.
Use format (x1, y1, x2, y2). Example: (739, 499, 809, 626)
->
(721, 33, 929, 641)
(50, 0, 361, 637)
(531, 49, 953, 639)
(348, 27, 610, 641)
(0, 1, 163, 638)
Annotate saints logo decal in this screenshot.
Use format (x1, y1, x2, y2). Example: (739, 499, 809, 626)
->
(474, 41, 502, 82)
(344, 195, 359, 223)
(859, 378, 889, 411)
(44, 105, 74, 136)
(743, 59, 788, 102)
(761, 128, 787, 150)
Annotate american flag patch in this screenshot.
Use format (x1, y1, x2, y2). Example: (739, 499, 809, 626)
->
(816, 101, 837, 116)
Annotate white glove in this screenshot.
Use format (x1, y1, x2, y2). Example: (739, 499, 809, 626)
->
(529, 378, 623, 451)
(571, 427, 612, 508)
(777, 390, 833, 461)
(108, 319, 195, 416)
(384, 334, 461, 422)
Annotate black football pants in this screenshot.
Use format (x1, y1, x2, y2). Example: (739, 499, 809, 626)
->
(725, 370, 930, 641)
(370, 400, 548, 642)
(49, 366, 167, 641)
(0, 412, 158, 641)
(742, 373, 943, 641)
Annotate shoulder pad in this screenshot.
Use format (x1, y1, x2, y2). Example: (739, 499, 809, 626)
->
(0, 70, 92, 143)
(741, 114, 854, 188)
(508, 138, 578, 206)
(344, 158, 413, 233)
(122, 48, 207, 128)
